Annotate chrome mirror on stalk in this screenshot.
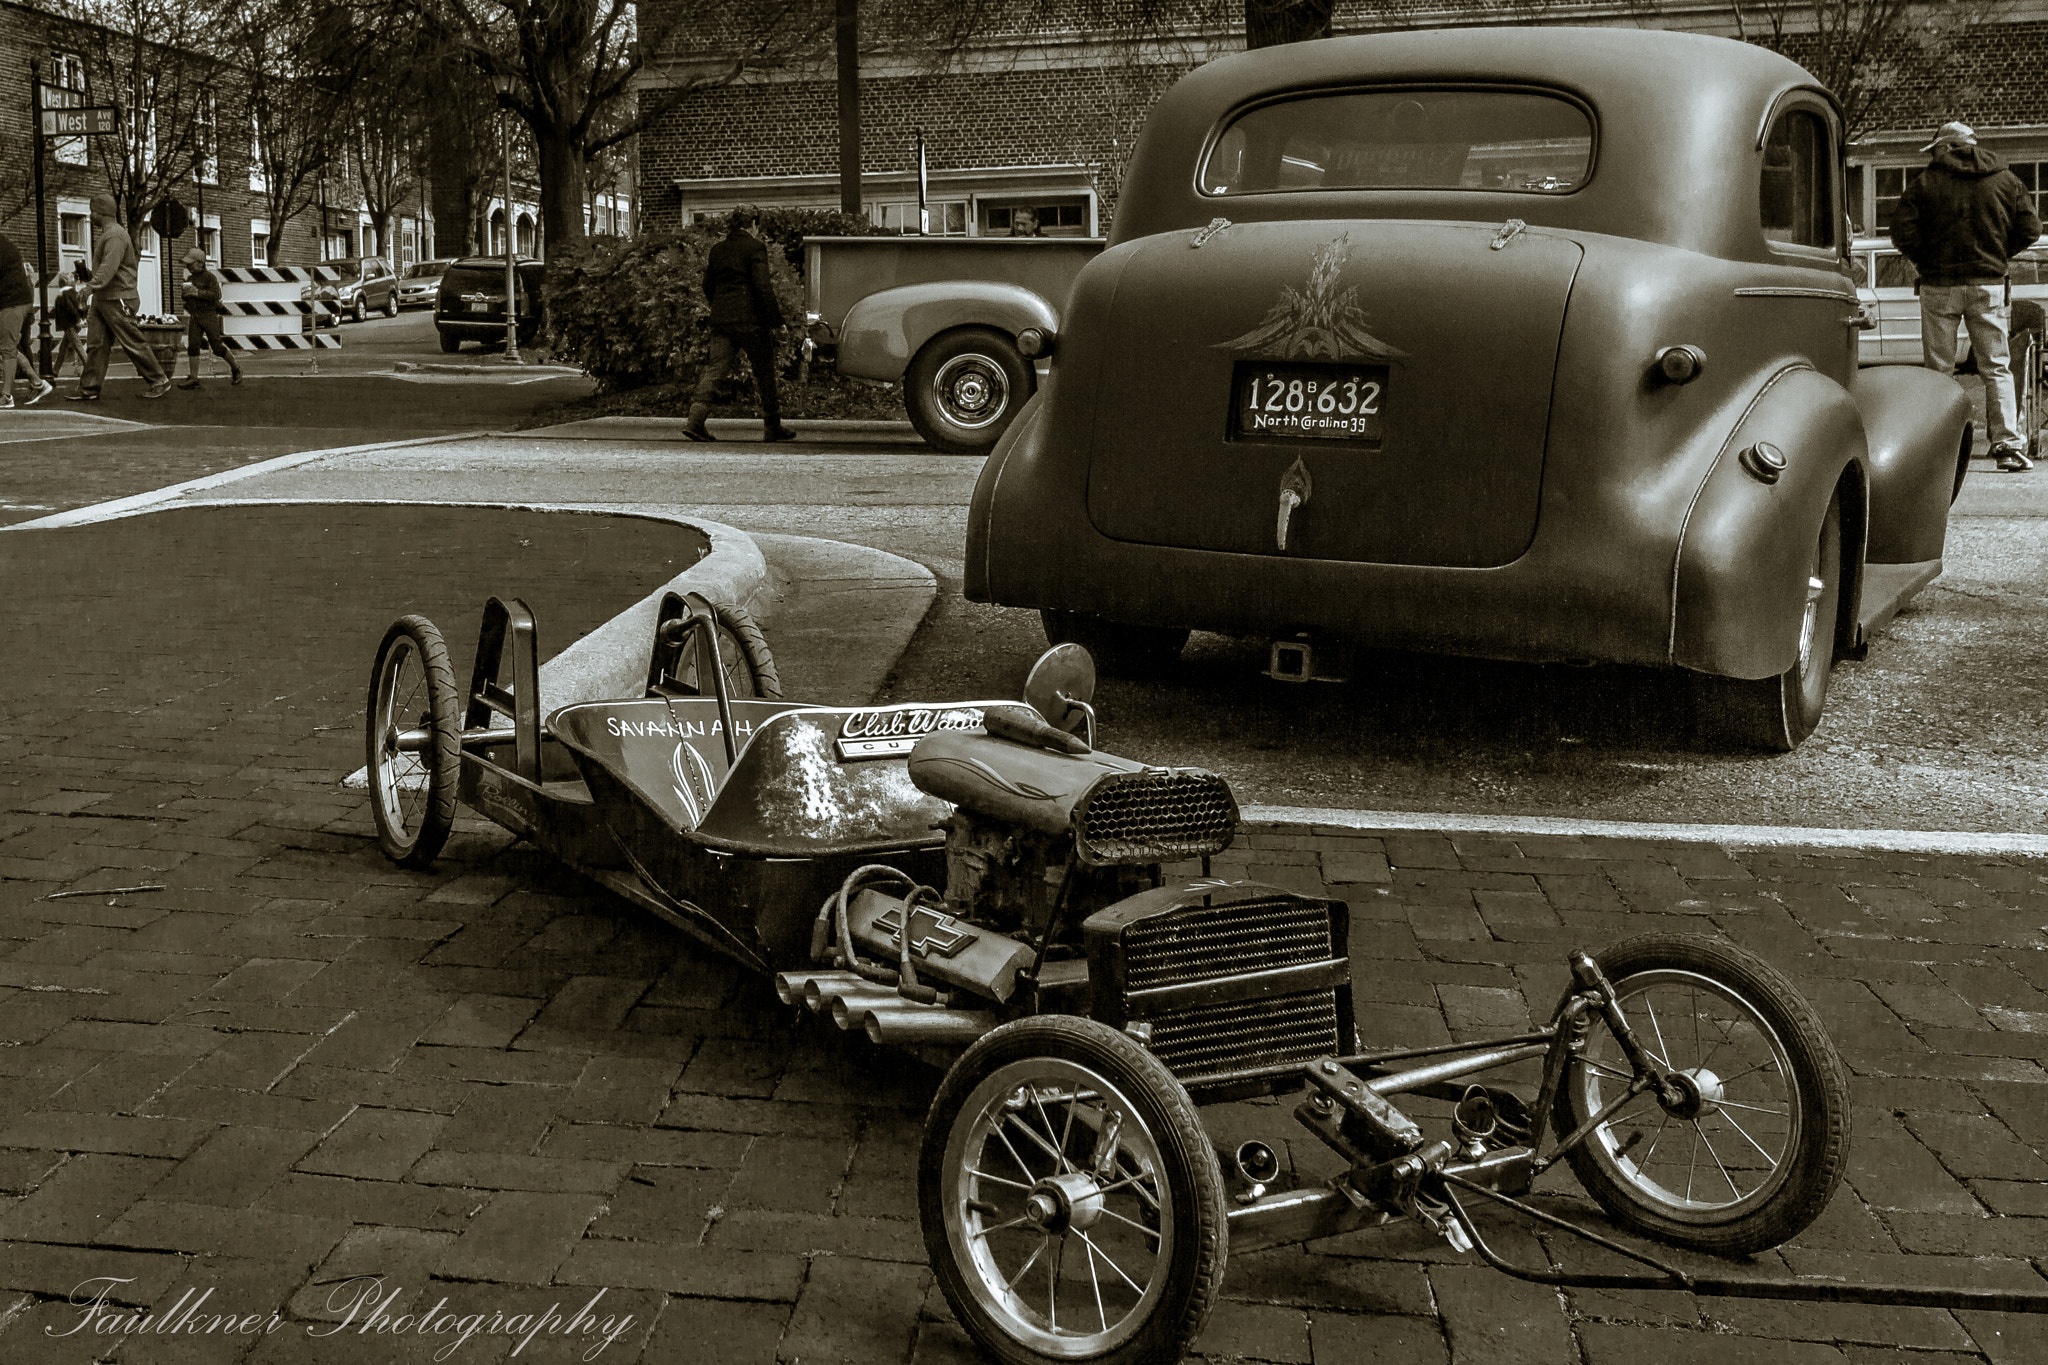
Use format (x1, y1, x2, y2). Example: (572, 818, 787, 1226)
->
(1022, 643, 1097, 747)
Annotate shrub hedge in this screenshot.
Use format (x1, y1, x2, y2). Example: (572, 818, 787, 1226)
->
(545, 208, 891, 394)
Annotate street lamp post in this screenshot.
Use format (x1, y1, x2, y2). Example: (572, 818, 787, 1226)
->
(489, 72, 521, 363)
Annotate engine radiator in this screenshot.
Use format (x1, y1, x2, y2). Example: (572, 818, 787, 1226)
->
(1082, 881, 1354, 1094)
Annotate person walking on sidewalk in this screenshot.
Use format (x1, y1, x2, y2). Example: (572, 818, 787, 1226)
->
(0, 229, 53, 408)
(1893, 120, 2043, 471)
(683, 206, 796, 443)
(68, 193, 170, 402)
(175, 247, 241, 389)
(0, 227, 54, 408)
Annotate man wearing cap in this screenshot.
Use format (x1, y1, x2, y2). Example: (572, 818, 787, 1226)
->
(68, 192, 170, 401)
(1893, 120, 2042, 471)
(176, 246, 241, 389)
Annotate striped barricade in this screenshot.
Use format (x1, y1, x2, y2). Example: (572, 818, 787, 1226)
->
(216, 265, 342, 350)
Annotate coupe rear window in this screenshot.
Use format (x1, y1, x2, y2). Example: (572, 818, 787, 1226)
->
(1201, 89, 1593, 196)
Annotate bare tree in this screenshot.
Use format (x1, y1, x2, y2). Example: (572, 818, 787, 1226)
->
(351, 86, 426, 261)
(1722, 0, 1996, 136)
(62, 0, 216, 242)
(215, 1, 359, 263)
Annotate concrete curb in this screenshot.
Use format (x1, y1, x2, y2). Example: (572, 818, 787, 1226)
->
(1, 431, 489, 531)
(531, 414, 919, 441)
(1242, 804, 2048, 858)
(390, 361, 586, 377)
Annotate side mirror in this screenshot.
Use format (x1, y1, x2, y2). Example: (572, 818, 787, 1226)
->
(1023, 644, 1096, 742)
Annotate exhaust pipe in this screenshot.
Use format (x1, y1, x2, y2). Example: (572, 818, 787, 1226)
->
(775, 970, 857, 1006)
(829, 986, 919, 1031)
(1222, 1139, 1283, 1204)
(861, 1006, 996, 1046)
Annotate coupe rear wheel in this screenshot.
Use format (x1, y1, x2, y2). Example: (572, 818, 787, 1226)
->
(365, 615, 461, 867)
(920, 1017, 1225, 1365)
(907, 327, 1033, 454)
(1041, 610, 1188, 676)
(1694, 488, 1842, 751)
(1552, 933, 1850, 1256)
(383, 292, 399, 318)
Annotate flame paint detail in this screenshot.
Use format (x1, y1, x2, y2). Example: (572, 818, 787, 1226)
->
(1215, 233, 1406, 363)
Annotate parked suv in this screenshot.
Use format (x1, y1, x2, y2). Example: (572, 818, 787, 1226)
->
(309, 257, 399, 323)
(434, 256, 545, 352)
(397, 258, 455, 309)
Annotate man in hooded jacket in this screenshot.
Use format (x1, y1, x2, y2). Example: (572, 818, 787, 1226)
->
(1893, 121, 2042, 471)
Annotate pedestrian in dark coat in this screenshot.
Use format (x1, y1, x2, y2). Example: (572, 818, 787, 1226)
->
(0, 227, 53, 407)
(683, 206, 796, 442)
(176, 246, 242, 388)
(1893, 120, 2043, 470)
(49, 264, 89, 379)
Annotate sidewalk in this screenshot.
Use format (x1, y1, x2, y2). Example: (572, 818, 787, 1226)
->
(0, 493, 2043, 1363)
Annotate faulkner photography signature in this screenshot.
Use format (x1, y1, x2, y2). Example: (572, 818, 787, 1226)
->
(51, 1277, 638, 1360)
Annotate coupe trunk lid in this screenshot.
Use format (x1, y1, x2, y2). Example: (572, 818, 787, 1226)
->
(1084, 219, 1582, 568)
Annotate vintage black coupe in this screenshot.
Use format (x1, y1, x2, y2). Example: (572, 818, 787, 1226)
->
(964, 27, 1971, 750)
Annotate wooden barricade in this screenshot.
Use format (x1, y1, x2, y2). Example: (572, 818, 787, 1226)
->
(214, 265, 341, 350)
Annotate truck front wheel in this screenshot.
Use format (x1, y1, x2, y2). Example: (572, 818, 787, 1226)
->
(906, 327, 1033, 455)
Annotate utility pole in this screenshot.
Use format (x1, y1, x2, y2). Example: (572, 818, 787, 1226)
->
(836, 0, 860, 216)
(29, 59, 52, 377)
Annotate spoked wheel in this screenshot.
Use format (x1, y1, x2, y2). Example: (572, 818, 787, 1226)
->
(365, 615, 461, 867)
(1552, 933, 1850, 1256)
(920, 1018, 1225, 1365)
(1694, 487, 1843, 751)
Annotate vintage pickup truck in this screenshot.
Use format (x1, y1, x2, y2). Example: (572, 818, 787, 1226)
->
(803, 235, 1104, 452)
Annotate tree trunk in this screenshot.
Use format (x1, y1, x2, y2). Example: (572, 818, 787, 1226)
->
(1245, 0, 1334, 48)
(534, 123, 587, 259)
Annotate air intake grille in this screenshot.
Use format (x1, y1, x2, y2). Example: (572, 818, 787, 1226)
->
(1119, 895, 1345, 1084)
(1146, 989, 1342, 1080)
(1122, 897, 1334, 992)
(1072, 769, 1238, 865)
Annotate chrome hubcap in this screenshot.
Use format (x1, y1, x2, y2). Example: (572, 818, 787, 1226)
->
(934, 354, 1010, 429)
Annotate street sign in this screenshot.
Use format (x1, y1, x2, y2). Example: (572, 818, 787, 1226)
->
(39, 106, 117, 136)
(150, 198, 189, 240)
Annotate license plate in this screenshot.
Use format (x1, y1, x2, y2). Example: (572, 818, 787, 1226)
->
(1232, 362, 1386, 441)
(468, 301, 491, 313)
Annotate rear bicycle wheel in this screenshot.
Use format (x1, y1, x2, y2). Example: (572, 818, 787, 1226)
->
(365, 615, 461, 866)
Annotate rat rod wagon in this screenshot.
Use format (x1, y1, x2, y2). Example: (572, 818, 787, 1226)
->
(369, 590, 2046, 1365)
(964, 27, 1972, 751)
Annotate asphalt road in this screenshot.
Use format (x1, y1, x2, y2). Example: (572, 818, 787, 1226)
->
(103, 424, 2046, 834)
(0, 309, 591, 527)
(8, 325, 2044, 831)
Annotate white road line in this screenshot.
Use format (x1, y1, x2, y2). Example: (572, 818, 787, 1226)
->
(1, 430, 495, 531)
(1244, 805, 2048, 857)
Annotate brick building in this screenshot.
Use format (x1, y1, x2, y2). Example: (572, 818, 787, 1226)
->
(636, 0, 2048, 239)
(0, 0, 441, 319)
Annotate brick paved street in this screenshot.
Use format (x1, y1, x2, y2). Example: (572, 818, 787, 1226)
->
(2, 504, 2045, 1364)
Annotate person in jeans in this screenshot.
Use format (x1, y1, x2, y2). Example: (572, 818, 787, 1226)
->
(175, 246, 242, 388)
(0, 226, 54, 408)
(1893, 121, 2043, 471)
(68, 192, 170, 401)
(683, 206, 796, 443)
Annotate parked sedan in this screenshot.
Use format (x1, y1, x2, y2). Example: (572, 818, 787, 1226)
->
(965, 27, 1971, 750)
(433, 256, 544, 352)
(397, 258, 455, 309)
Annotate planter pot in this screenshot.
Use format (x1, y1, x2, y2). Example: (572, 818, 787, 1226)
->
(137, 322, 184, 372)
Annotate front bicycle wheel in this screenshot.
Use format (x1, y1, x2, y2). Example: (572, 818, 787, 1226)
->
(920, 1017, 1225, 1365)
(1552, 933, 1850, 1256)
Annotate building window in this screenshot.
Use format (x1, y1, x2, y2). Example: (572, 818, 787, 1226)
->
(250, 114, 267, 192)
(251, 218, 270, 266)
(196, 93, 219, 184)
(198, 221, 220, 262)
(1760, 109, 1836, 250)
(1873, 165, 1910, 236)
(60, 212, 88, 249)
(983, 200, 1091, 237)
(49, 52, 88, 166)
(872, 200, 967, 235)
(136, 225, 155, 257)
